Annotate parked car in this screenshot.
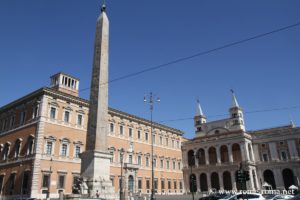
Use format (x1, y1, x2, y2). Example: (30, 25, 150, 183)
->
(263, 194, 294, 200)
(290, 194, 300, 200)
(219, 192, 265, 200)
(199, 193, 231, 200)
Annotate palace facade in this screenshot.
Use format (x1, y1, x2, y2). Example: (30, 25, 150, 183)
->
(182, 95, 300, 193)
(0, 73, 185, 199)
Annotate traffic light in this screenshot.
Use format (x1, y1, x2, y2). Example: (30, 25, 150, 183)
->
(244, 170, 250, 181)
(235, 170, 244, 182)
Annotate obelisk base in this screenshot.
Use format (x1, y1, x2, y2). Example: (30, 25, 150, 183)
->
(80, 150, 118, 200)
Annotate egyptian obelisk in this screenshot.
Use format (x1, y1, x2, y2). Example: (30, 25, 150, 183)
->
(80, 4, 116, 199)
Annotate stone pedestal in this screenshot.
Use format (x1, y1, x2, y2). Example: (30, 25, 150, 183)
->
(80, 150, 118, 200)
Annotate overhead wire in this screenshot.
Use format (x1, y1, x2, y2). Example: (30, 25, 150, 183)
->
(79, 21, 300, 92)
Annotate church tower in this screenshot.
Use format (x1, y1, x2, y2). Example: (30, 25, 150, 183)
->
(229, 91, 245, 131)
(195, 99, 207, 137)
(80, 4, 117, 199)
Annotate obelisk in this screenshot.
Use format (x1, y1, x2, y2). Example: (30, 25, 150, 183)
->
(80, 4, 116, 199)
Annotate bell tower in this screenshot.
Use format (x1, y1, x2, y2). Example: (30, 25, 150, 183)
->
(195, 99, 207, 137)
(229, 90, 245, 131)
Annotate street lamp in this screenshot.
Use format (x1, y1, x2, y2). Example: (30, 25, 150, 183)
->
(47, 157, 53, 200)
(119, 148, 125, 200)
(144, 92, 160, 200)
(189, 151, 199, 200)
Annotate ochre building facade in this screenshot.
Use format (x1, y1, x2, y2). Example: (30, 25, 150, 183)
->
(0, 73, 185, 199)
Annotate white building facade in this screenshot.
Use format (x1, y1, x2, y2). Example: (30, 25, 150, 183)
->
(182, 94, 300, 193)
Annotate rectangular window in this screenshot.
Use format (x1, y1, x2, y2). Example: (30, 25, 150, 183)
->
(21, 173, 29, 194)
(145, 133, 148, 141)
(166, 138, 168, 146)
(110, 123, 114, 132)
(173, 161, 176, 170)
(172, 140, 175, 148)
(75, 146, 80, 158)
(178, 162, 181, 170)
(138, 179, 142, 189)
(33, 106, 39, 119)
(110, 152, 114, 163)
(174, 181, 177, 189)
(0, 175, 4, 194)
(262, 153, 268, 162)
(42, 174, 50, 188)
(58, 175, 65, 189)
(10, 116, 15, 128)
(77, 114, 83, 126)
(146, 179, 150, 189)
(129, 155, 133, 164)
(177, 141, 180, 148)
(161, 180, 165, 190)
(167, 161, 170, 169)
(152, 135, 155, 144)
(120, 126, 123, 135)
(64, 111, 70, 123)
(50, 107, 56, 119)
(138, 131, 141, 140)
(153, 158, 156, 168)
(160, 160, 164, 168)
(180, 181, 183, 189)
(9, 174, 16, 193)
(281, 151, 287, 160)
(146, 157, 149, 167)
(46, 142, 53, 155)
(129, 128, 132, 138)
(20, 111, 26, 124)
(168, 180, 171, 189)
(61, 143, 68, 156)
(154, 179, 158, 190)
(160, 136, 163, 145)
(138, 155, 141, 165)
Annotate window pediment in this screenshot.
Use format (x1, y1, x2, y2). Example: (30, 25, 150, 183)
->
(49, 101, 59, 107)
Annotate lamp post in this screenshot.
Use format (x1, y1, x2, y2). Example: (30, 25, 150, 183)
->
(47, 157, 53, 200)
(190, 153, 196, 200)
(144, 92, 160, 200)
(119, 148, 124, 200)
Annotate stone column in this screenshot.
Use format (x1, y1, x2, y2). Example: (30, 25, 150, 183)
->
(231, 171, 237, 190)
(205, 148, 209, 165)
(218, 172, 224, 190)
(195, 173, 200, 192)
(293, 168, 300, 187)
(287, 139, 299, 160)
(228, 144, 233, 163)
(216, 146, 221, 164)
(248, 169, 255, 190)
(206, 172, 211, 192)
(252, 144, 260, 162)
(244, 142, 250, 161)
(273, 169, 284, 189)
(195, 151, 199, 168)
(269, 142, 279, 161)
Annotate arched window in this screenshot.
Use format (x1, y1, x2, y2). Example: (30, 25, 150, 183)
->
(128, 175, 134, 192)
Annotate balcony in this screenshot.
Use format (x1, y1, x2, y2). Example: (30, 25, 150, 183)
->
(124, 163, 140, 170)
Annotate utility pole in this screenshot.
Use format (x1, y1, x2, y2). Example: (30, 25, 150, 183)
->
(144, 92, 160, 200)
(119, 148, 124, 200)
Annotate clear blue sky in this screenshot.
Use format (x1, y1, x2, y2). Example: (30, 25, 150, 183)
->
(1, 1, 300, 139)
